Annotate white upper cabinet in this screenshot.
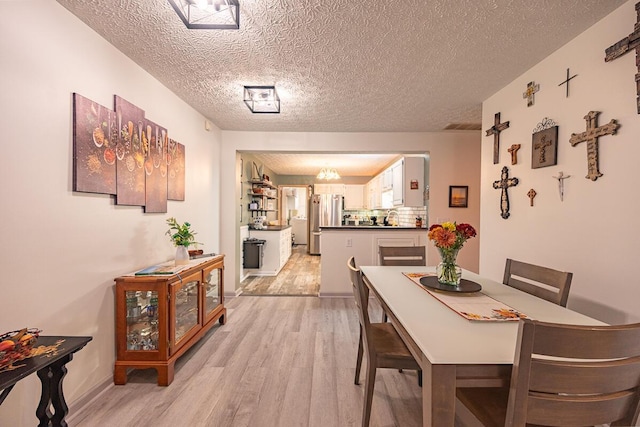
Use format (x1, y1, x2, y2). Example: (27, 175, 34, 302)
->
(344, 185, 365, 210)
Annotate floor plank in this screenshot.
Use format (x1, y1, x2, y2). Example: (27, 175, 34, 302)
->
(70, 296, 422, 427)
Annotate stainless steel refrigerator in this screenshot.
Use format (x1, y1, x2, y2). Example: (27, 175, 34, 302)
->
(309, 194, 343, 255)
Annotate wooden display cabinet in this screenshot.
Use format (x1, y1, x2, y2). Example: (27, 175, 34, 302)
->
(113, 255, 225, 386)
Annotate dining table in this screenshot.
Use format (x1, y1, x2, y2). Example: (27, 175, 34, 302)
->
(359, 266, 604, 427)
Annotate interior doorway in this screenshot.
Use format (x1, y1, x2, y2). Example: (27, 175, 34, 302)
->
(279, 185, 311, 246)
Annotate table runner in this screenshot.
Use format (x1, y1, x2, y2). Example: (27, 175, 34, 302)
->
(403, 272, 530, 321)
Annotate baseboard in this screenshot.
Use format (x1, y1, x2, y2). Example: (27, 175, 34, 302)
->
(66, 374, 114, 424)
(318, 292, 352, 298)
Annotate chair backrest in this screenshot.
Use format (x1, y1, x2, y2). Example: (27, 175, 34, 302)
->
(347, 257, 372, 342)
(503, 259, 573, 307)
(505, 318, 640, 427)
(379, 246, 426, 266)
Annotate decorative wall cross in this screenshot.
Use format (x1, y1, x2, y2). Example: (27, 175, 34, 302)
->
(605, 2, 640, 113)
(534, 135, 553, 164)
(552, 171, 571, 201)
(558, 68, 578, 98)
(507, 144, 521, 165)
(527, 189, 537, 206)
(485, 112, 510, 164)
(569, 111, 619, 181)
(493, 166, 519, 219)
(523, 81, 540, 107)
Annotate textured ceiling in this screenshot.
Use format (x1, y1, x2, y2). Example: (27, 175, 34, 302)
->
(56, 0, 625, 134)
(248, 152, 402, 176)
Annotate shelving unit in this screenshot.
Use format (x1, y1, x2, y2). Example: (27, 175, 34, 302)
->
(248, 180, 278, 216)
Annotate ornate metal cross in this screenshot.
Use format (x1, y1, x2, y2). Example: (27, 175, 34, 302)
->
(527, 189, 537, 206)
(493, 166, 519, 219)
(485, 112, 510, 164)
(507, 144, 521, 165)
(534, 135, 553, 164)
(569, 111, 619, 181)
(605, 2, 640, 113)
(558, 68, 578, 98)
(523, 81, 540, 107)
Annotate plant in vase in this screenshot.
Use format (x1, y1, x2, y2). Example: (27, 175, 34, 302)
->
(428, 222, 476, 285)
(166, 217, 201, 265)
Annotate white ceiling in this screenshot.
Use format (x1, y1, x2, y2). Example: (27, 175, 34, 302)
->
(248, 152, 403, 176)
(56, 0, 625, 175)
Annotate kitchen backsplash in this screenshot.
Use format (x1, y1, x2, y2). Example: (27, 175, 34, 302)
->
(343, 206, 427, 227)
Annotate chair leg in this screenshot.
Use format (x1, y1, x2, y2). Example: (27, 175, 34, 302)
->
(355, 328, 363, 385)
(362, 360, 377, 427)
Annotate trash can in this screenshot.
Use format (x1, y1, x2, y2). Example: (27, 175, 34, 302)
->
(243, 238, 266, 269)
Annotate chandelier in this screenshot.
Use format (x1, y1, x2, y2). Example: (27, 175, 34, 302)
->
(168, 0, 240, 30)
(317, 168, 340, 180)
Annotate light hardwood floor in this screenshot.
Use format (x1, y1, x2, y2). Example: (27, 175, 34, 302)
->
(70, 296, 422, 426)
(239, 245, 320, 296)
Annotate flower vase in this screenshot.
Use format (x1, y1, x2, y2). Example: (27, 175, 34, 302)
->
(175, 246, 190, 266)
(436, 247, 462, 286)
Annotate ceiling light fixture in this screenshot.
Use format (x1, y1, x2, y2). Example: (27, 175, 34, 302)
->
(168, 0, 240, 30)
(243, 86, 280, 114)
(317, 167, 340, 180)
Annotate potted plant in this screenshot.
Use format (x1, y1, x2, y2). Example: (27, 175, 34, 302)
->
(166, 217, 201, 265)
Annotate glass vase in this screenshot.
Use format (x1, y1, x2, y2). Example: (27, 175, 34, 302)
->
(175, 246, 190, 266)
(436, 247, 461, 286)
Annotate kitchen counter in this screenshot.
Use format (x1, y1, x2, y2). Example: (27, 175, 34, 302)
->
(321, 226, 425, 230)
(250, 225, 291, 231)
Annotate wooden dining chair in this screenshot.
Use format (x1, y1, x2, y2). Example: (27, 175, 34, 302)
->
(503, 258, 573, 307)
(378, 246, 426, 323)
(347, 257, 421, 427)
(456, 318, 640, 427)
(378, 245, 427, 266)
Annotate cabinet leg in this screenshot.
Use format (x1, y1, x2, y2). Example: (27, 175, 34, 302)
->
(113, 366, 128, 385)
(157, 363, 175, 386)
(219, 308, 227, 325)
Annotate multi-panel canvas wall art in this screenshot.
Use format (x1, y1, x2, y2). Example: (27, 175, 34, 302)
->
(72, 93, 186, 213)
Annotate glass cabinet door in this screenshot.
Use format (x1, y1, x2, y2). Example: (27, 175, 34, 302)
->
(170, 272, 201, 352)
(125, 290, 159, 351)
(203, 266, 221, 318)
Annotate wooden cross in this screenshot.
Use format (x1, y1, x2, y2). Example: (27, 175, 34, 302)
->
(485, 112, 510, 164)
(605, 2, 640, 113)
(527, 189, 537, 206)
(523, 81, 540, 107)
(507, 144, 521, 165)
(492, 166, 519, 219)
(534, 135, 553, 164)
(558, 68, 578, 98)
(569, 111, 619, 181)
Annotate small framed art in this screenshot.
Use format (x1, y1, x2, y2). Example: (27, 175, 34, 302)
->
(449, 186, 468, 208)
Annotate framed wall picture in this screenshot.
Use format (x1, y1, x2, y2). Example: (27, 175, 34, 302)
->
(449, 186, 468, 208)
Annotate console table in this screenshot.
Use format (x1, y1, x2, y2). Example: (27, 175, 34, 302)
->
(0, 336, 92, 427)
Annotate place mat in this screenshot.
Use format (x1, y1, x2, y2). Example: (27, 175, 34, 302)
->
(403, 272, 530, 322)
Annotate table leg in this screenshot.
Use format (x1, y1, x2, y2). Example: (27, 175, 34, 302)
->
(422, 356, 456, 427)
(36, 354, 73, 427)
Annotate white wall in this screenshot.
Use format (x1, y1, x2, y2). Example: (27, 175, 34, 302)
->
(0, 2, 221, 425)
(221, 131, 481, 295)
(480, 0, 639, 324)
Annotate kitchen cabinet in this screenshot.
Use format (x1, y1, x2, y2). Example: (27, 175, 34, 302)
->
(344, 185, 365, 209)
(392, 160, 404, 205)
(314, 183, 345, 195)
(245, 227, 292, 276)
(366, 176, 381, 209)
(113, 255, 225, 386)
(248, 180, 278, 213)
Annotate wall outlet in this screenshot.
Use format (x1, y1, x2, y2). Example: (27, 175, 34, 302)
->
(346, 238, 352, 247)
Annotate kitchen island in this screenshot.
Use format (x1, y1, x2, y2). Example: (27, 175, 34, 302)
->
(245, 225, 292, 276)
(319, 226, 427, 296)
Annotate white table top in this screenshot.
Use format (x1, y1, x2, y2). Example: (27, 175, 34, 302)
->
(360, 266, 605, 365)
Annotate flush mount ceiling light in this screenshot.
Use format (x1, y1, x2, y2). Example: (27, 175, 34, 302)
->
(168, 0, 240, 30)
(317, 167, 340, 180)
(243, 86, 280, 114)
